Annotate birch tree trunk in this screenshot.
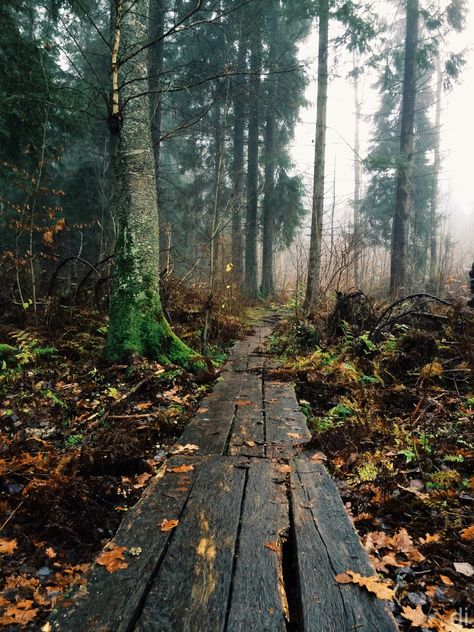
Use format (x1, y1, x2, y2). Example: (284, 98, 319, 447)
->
(304, 0, 329, 313)
(105, 0, 198, 368)
(390, 0, 419, 296)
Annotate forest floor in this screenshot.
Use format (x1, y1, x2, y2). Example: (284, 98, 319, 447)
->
(0, 291, 473, 630)
(271, 295, 474, 631)
(0, 287, 252, 629)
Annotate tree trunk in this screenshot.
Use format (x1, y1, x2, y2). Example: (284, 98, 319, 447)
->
(304, 0, 329, 312)
(353, 51, 362, 288)
(390, 0, 419, 296)
(260, 4, 278, 299)
(231, 26, 245, 287)
(105, 0, 198, 368)
(428, 52, 442, 292)
(149, 0, 164, 201)
(244, 22, 261, 298)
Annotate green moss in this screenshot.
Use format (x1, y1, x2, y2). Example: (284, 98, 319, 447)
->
(104, 272, 204, 372)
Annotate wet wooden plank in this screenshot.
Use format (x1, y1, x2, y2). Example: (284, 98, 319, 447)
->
(265, 381, 310, 458)
(50, 456, 202, 632)
(226, 459, 289, 632)
(290, 456, 399, 632)
(228, 373, 265, 457)
(179, 374, 239, 454)
(135, 456, 246, 632)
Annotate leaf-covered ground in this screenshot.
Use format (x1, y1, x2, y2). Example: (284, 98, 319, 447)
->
(0, 291, 249, 629)
(272, 297, 473, 631)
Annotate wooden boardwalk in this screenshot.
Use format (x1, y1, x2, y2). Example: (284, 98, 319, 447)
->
(51, 316, 398, 632)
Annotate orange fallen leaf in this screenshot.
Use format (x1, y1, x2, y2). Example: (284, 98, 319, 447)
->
(244, 440, 256, 447)
(310, 451, 327, 463)
(197, 407, 209, 414)
(335, 570, 394, 601)
(287, 432, 303, 439)
(440, 574, 454, 586)
(159, 519, 179, 532)
(134, 472, 152, 488)
(460, 525, 474, 541)
(96, 545, 128, 573)
(400, 604, 436, 628)
(353, 512, 372, 522)
(136, 402, 153, 410)
(167, 464, 194, 474)
(45, 547, 56, 559)
(235, 399, 254, 406)
(1, 601, 38, 626)
(278, 464, 292, 474)
(264, 541, 280, 553)
(419, 533, 441, 545)
(0, 538, 17, 555)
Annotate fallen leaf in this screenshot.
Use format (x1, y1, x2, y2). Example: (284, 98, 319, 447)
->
(460, 525, 474, 541)
(400, 604, 436, 628)
(129, 547, 142, 556)
(264, 541, 280, 553)
(353, 512, 372, 522)
(244, 440, 256, 447)
(45, 547, 56, 559)
(96, 545, 128, 573)
(133, 472, 152, 488)
(335, 570, 394, 601)
(167, 464, 194, 474)
(278, 464, 292, 474)
(197, 407, 209, 413)
(0, 538, 17, 555)
(1, 601, 38, 626)
(159, 519, 179, 532)
(170, 444, 199, 455)
(42, 623, 52, 632)
(440, 575, 454, 586)
(287, 432, 303, 439)
(310, 451, 327, 463)
(453, 562, 474, 577)
(419, 533, 441, 545)
(235, 399, 254, 406)
(136, 402, 153, 410)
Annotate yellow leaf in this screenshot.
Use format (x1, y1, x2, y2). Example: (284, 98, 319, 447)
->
(335, 570, 394, 601)
(401, 604, 436, 628)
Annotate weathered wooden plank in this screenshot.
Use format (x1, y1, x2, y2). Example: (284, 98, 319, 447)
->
(226, 459, 289, 632)
(265, 381, 310, 458)
(228, 373, 264, 457)
(290, 456, 399, 632)
(179, 373, 239, 454)
(135, 456, 246, 632)
(50, 456, 202, 632)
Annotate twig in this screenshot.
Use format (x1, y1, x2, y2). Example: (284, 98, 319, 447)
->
(0, 501, 24, 532)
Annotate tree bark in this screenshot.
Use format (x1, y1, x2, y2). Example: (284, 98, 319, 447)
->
(244, 21, 261, 298)
(353, 51, 362, 288)
(149, 0, 164, 202)
(231, 25, 245, 287)
(105, 0, 198, 368)
(428, 52, 442, 291)
(390, 0, 419, 296)
(304, 0, 329, 312)
(260, 4, 278, 299)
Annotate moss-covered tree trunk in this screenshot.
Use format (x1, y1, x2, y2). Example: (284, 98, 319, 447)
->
(105, 0, 198, 369)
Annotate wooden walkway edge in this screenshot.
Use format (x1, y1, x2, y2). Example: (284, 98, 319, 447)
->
(50, 315, 399, 632)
